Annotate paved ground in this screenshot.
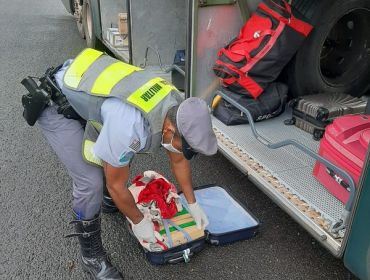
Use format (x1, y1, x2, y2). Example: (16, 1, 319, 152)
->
(0, 0, 349, 279)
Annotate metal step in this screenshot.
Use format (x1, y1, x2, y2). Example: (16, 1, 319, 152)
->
(102, 39, 130, 62)
(212, 110, 345, 257)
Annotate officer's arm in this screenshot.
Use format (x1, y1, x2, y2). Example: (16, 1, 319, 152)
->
(103, 162, 143, 223)
(166, 151, 196, 204)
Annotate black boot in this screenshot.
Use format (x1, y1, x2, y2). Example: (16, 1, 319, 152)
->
(102, 185, 118, 214)
(66, 214, 123, 280)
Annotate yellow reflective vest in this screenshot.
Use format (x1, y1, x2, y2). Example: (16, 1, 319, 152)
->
(62, 48, 183, 167)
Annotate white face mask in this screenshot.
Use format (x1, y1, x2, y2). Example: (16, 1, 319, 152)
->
(161, 131, 182, 154)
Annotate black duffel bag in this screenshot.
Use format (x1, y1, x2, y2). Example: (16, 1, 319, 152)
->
(212, 83, 288, 126)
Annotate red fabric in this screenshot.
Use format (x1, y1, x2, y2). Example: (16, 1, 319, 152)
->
(137, 178, 178, 219)
(220, 13, 273, 63)
(215, 59, 264, 99)
(240, 21, 285, 73)
(289, 16, 313, 37)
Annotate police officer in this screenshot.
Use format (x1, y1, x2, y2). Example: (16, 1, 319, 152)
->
(35, 48, 217, 280)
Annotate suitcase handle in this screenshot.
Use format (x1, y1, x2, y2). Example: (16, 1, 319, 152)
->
(167, 249, 192, 264)
(216, 90, 355, 233)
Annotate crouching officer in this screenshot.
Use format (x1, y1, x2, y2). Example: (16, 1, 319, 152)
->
(21, 48, 217, 279)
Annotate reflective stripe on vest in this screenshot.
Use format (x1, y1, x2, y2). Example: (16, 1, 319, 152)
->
(82, 139, 103, 167)
(91, 61, 142, 96)
(89, 120, 103, 132)
(127, 78, 177, 113)
(61, 48, 183, 162)
(64, 48, 103, 89)
(81, 120, 103, 167)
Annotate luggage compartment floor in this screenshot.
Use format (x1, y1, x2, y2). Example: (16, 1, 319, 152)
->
(212, 110, 345, 223)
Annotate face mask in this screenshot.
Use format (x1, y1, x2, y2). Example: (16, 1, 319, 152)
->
(161, 131, 182, 154)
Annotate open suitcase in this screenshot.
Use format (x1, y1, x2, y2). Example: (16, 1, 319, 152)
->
(285, 93, 368, 140)
(132, 184, 260, 265)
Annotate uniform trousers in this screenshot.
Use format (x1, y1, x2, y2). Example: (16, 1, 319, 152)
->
(38, 105, 103, 219)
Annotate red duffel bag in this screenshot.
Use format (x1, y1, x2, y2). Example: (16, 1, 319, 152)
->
(213, 0, 313, 99)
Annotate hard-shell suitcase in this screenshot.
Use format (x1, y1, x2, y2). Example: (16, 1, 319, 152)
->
(137, 185, 260, 265)
(313, 115, 370, 203)
(286, 93, 368, 140)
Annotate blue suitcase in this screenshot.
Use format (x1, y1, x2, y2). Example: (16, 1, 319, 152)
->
(140, 184, 260, 265)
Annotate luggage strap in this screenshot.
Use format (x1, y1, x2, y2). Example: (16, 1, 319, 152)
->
(215, 59, 263, 99)
(163, 219, 192, 248)
(258, 1, 312, 36)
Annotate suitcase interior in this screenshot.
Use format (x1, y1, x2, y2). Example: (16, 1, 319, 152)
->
(127, 218, 207, 265)
(143, 184, 260, 265)
(181, 185, 260, 246)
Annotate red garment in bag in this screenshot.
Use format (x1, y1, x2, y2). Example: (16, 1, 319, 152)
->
(313, 115, 370, 204)
(136, 177, 178, 219)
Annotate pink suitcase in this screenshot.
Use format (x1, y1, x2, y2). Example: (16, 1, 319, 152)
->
(313, 115, 370, 204)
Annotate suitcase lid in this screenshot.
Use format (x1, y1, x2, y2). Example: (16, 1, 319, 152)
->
(324, 115, 370, 166)
(180, 185, 259, 245)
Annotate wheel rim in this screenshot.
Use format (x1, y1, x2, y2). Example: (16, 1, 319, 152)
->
(73, 0, 82, 23)
(320, 8, 370, 86)
(86, 2, 93, 39)
(73, 0, 84, 38)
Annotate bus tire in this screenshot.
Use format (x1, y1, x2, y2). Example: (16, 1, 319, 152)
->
(82, 0, 99, 48)
(73, 0, 85, 38)
(288, 0, 370, 97)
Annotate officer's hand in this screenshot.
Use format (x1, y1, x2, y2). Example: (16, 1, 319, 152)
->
(188, 202, 209, 230)
(132, 217, 156, 243)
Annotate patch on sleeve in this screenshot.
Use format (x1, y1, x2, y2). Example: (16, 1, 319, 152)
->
(119, 151, 135, 165)
(129, 139, 141, 152)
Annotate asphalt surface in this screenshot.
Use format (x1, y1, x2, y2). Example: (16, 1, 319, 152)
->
(0, 0, 349, 279)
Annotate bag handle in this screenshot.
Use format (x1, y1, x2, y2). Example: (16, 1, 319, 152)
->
(267, 0, 292, 15)
(215, 59, 263, 99)
(227, 29, 275, 59)
(219, 47, 251, 62)
(259, 1, 292, 24)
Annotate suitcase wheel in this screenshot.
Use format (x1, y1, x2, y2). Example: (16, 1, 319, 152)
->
(313, 129, 324, 141)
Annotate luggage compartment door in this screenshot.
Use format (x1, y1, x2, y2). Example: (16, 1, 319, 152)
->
(188, 2, 244, 101)
(344, 148, 370, 280)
